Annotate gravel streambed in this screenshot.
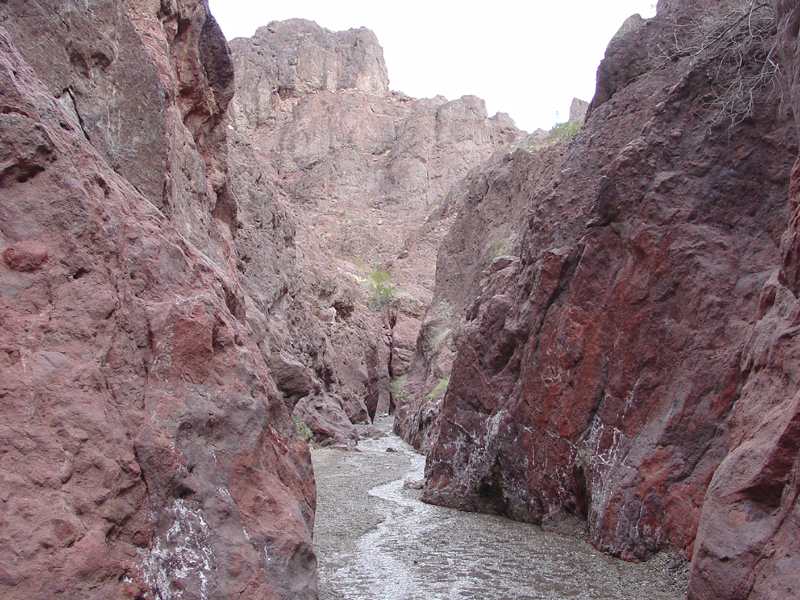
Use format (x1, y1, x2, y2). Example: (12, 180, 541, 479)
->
(312, 417, 688, 600)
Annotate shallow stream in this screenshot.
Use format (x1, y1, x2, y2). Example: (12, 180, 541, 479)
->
(312, 417, 688, 600)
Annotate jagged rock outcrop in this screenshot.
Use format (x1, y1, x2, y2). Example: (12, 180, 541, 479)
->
(0, 1, 317, 598)
(226, 130, 377, 446)
(396, 3, 799, 592)
(229, 20, 520, 213)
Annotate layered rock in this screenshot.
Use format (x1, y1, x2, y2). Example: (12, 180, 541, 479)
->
(397, 2, 798, 585)
(0, 0, 317, 597)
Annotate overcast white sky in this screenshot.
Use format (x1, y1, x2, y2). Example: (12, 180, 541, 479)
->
(208, 1, 657, 133)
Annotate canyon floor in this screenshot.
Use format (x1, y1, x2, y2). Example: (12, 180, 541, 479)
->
(312, 418, 689, 600)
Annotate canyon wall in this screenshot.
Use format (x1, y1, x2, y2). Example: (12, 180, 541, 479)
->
(228, 19, 521, 214)
(688, 1, 800, 597)
(0, 4, 535, 597)
(0, 1, 317, 598)
(6, 0, 798, 597)
(395, 2, 800, 598)
(393, 143, 568, 451)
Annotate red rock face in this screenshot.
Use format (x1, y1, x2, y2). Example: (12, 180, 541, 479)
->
(394, 146, 566, 451)
(408, 1, 798, 577)
(686, 2, 800, 598)
(0, 2, 316, 598)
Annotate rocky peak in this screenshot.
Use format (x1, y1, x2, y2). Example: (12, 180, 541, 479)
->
(568, 97, 588, 122)
(229, 18, 388, 131)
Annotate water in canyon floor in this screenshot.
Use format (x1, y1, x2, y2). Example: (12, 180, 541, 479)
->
(312, 417, 688, 600)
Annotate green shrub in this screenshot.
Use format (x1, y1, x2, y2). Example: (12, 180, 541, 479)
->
(293, 417, 313, 441)
(547, 120, 582, 145)
(390, 376, 409, 403)
(490, 238, 507, 260)
(365, 267, 396, 310)
(427, 377, 450, 400)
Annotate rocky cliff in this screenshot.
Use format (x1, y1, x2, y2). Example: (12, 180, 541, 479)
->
(393, 111, 586, 451)
(688, 1, 800, 597)
(228, 20, 520, 214)
(6, 0, 799, 597)
(0, 1, 316, 598)
(394, 1, 800, 598)
(226, 19, 526, 437)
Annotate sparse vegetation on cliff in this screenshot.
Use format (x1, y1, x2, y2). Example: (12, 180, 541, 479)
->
(427, 377, 450, 400)
(389, 376, 409, 403)
(655, 0, 780, 126)
(365, 267, 396, 310)
(547, 119, 583, 145)
(490, 238, 508, 260)
(293, 417, 313, 441)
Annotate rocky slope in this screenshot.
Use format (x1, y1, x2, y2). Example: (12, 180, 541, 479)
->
(395, 2, 800, 599)
(0, 1, 316, 598)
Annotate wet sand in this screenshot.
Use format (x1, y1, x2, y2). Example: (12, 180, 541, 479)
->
(312, 417, 688, 600)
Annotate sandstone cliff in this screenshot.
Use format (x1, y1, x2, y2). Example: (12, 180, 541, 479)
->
(394, 3, 800, 600)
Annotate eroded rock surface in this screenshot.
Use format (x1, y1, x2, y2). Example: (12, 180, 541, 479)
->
(395, 6, 800, 598)
(8, 0, 800, 598)
(687, 1, 800, 597)
(229, 21, 520, 213)
(394, 143, 567, 451)
(0, 1, 316, 598)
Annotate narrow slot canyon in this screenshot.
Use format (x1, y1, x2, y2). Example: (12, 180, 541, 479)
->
(1, 1, 799, 599)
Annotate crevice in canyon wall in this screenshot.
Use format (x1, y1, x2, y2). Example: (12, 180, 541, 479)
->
(225, 16, 533, 449)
